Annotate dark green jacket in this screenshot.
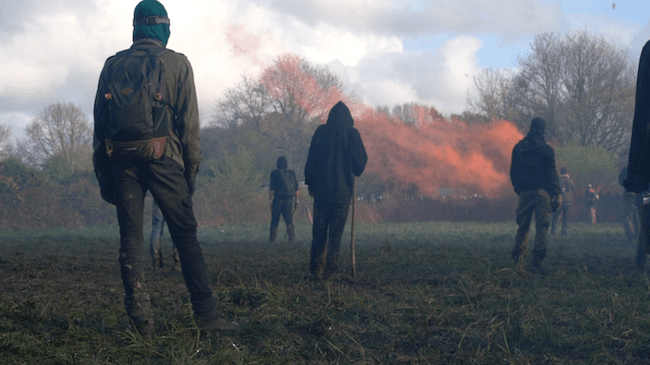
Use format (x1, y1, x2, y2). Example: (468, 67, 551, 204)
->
(93, 38, 201, 174)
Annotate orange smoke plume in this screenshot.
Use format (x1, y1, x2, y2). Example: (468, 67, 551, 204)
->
(259, 54, 524, 197)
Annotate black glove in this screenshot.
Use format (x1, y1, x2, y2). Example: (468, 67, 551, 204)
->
(95, 168, 117, 205)
(185, 173, 196, 196)
(551, 195, 562, 212)
(184, 164, 198, 196)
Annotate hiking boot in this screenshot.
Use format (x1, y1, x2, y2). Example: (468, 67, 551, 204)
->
(513, 252, 526, 273)
(133, 317, 155, 338)
(198, 317, 240, 332)
(172, 260, 182, 273)
(152, 257, 163, 271)
(530, 260, 546, 277)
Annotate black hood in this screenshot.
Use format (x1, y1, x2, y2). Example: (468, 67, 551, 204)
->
(518, 129, 546, 152)
(276, 156, 287, 169)
(326, 101, 354, 128)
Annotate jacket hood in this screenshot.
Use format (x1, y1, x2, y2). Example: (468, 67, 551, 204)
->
(276, 156, 288, 169)
(133, 0, 170, 46)
(326, 101, 354, 128)
(518, 129, 545, 152)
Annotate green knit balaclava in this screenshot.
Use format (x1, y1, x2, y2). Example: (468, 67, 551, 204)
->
(133, 0, 170, 46)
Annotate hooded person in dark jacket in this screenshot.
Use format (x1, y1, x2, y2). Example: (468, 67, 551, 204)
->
(304, 101, 367, 280)
(510, 117, 562, 275)
(625, 39, 650, 271)
(268, 156, 299, 243)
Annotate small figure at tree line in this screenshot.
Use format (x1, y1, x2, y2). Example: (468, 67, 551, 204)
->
(585, 184, 599, 225)
(305, 101, 367, 281)
(268, 156, 299, 243)
(551, 167, 575, 236)
(509, 117, 562, 276)
(92, 0, 238, 336)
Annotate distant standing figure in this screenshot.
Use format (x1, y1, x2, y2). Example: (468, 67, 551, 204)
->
(150, 198, 180, 271)
(585, 184, 599, 225)
(304, 101, 367, 280)
(551, 167, 575, 236)
(509, 117, 562, 275)
(268, 156, 299, 243)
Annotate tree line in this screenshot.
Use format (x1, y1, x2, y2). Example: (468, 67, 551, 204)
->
(0, 30, 634, 229)
(468, 30, 636, 162)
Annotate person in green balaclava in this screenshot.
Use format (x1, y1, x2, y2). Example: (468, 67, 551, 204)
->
(133, 0, 171, 46)
(93, 0, 239, 337)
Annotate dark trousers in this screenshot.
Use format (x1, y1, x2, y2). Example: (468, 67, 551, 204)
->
(310, 201, 350, 278)
(551, 202, 570, 235)
(512, 189, 552, 262)
(638, 195, 650, 271)
(113, 156, 217, 322)
(270, 196, 295, 242)
(150, 198, 179, 262)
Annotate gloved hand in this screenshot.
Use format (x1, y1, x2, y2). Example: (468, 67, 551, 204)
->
(551, 195, 562, 212)
(185, 173, 196, 196)
(184, 165, 198, 196)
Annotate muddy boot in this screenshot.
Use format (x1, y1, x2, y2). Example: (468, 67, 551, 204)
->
(512, 248, 525, 273)
(193, 297, 240, 332)
(530, 256, 545, 277)
(172, 259, 182, 273)
(287, 224, 295, 243)
(125, 293, 154, 337)
(152, 256, 163, 271)
(269, 227, 278, 243)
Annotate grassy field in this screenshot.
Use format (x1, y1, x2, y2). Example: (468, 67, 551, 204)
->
(0, 221, 648, 364)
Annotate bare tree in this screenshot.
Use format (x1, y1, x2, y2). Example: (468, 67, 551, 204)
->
(468, 31, 635, 156)
(0, 123, 11, 160)
(211, 54, 348, 179)
(468, 67, 512, 122)
(24, 102, 92, 171)
(559, 31, 635, 155)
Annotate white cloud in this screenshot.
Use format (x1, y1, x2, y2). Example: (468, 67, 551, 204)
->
(0, 0, 585, 137)
(335, 35, 483, 114)
(563, 13, 640, 48)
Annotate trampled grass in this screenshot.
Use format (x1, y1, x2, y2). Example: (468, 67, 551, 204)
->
(1, 221, 648, 364)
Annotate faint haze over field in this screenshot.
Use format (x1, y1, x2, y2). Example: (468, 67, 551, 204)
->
(1, 0, 650, 141)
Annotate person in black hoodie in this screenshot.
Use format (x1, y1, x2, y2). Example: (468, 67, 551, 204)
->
(624, 39, 650, 272)
(510, 117, 562, 275)
(304, 101, 368, 280)
(268, 156, 299, 243)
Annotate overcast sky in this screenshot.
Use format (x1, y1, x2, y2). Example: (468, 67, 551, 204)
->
(1, 0, 649, 141)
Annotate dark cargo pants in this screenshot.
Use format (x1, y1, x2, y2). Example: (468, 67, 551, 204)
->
(512, 189, 552, 263)
(113, 156, 218, 324)
(270, 196, 295, 243)
(310, 201, 350, 279)
(150, 198, 179, 264)
(637, 193, 650, 271)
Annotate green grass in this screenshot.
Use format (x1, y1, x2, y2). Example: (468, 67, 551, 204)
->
(0, 221, 647, 364)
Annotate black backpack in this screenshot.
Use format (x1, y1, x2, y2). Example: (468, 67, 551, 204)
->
(275, 170, 298, 197)
(100, 46, 177, 162)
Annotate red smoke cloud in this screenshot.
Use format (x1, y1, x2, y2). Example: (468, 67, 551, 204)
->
(226, 24, 264, 67)
(259, 54, 524, 197)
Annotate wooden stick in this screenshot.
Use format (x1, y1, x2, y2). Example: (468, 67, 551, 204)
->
(351, 176, 357, 279)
